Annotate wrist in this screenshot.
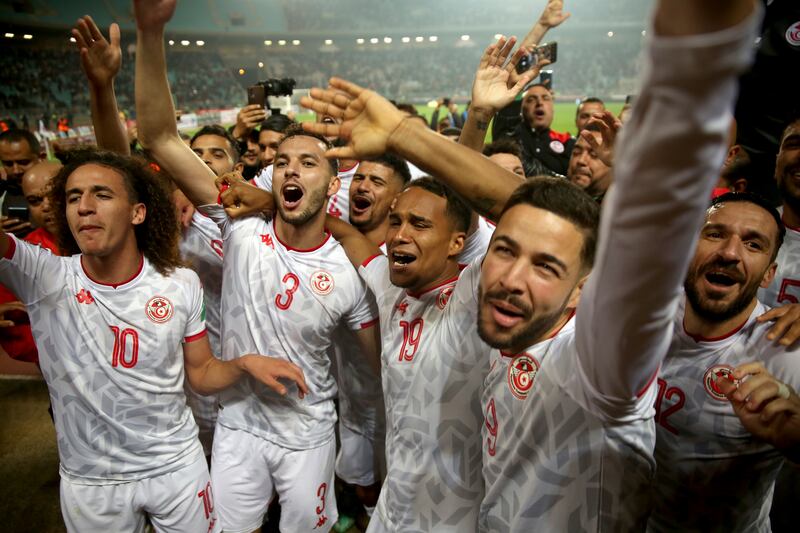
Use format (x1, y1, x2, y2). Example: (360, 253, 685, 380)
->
(470, 106, 497, 123)
(387, 115, 425, 154)
(235, 355, 251, 375)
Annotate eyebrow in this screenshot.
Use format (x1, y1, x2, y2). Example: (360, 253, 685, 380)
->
(65, 185, 115, 195)
(704, 223, 771, 244)
(493, 234, 569, 272)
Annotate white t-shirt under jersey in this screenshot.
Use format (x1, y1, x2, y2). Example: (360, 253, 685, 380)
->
(361, 255, 488, 532)
(201, 203, 377, 450)
(0, 237, 205, 483)
(758, 213, 800, 308)
(647, 299, 800, 533)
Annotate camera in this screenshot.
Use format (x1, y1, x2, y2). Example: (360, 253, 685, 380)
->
(247, 78, 297, 111)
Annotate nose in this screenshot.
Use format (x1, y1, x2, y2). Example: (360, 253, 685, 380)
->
(716, 236, 744, 263)
(391, 221, 412, 245)
(77, 193, 95, 215)
(41, 196, 52, 213)
(497, 257, 527, 294)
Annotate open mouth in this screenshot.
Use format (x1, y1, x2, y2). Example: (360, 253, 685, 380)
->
(351, 195, 372, 214)
(490, 300, 525, 328)
(704, 271, 737, 288)
(321, 116, 337, 125)
(282, 184, 304, 208)
(390, 251, 417, 268)
(534, 109, 546, 119)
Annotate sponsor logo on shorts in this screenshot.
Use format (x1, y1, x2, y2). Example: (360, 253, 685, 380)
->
(310, 270, 334, 295)
(508, 353, 540, 400)
(146, 296, 174, 324)
(703, 364, 736, 401)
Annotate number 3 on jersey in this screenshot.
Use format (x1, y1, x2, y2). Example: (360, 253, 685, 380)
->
(276, 273, 300, 310)
(398, 318, 424, 362)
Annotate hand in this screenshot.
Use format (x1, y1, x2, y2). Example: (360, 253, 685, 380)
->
(0, 216, 31, 236)
(758, 304, 800, 346)
(216, 172, 273, 219)
(232, 104, 267, 140)
(300, 78, 406, 160)
(0, 301, 26, 327)
(241, 355, 309, 399)
(72, 16, 121, 88)
(579, 111, 622, 167)
(537, 0, 571, 29)
(133, 0, 177, 31)
(172, 189, 195, 229)
(717, 362, 800, 456)
(472, 36, 545, 116)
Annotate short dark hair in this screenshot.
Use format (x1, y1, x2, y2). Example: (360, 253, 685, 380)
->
(0, 129, 41, 155)
(362, 154, 411, 185)
(709, 192, 785, 261)
(780, 110, 800, 143)
(261, 113, 295, 134)
(441, 127, 462, 138)
(405, 176, 471, 233)
(48, 149, 183, 275)
(576, 97, 605, 115)
(278, 124, 338, 176)
(395, 103, 418, 116)
(190, 124, 240, 162)
(483, 139, 523, 160)
(501, 177, 600, 271)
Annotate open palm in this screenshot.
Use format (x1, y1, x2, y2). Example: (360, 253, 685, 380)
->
(133, 0, 178, 30)
(72, 17, 121, 87)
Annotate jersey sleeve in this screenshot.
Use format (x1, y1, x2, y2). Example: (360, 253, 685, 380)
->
(197, 203, 232, 239)
(358, 253, 391, 297)
(343, 270, 379, 331)
(450, 256, 481, 310)
(0, 235, 65, 305)
(182, 270, 207, 342)
(253, 165, 273, 192)
(574, 11, 763, 417)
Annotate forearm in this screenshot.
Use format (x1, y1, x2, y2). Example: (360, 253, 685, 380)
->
(89, 81, 130, 155)
(325, 215, 381, 267)
(458, 106, 494, 153)
(519, 21, 549, 50)
(389, 118, 522, 220)
(187, 355, 247, 396)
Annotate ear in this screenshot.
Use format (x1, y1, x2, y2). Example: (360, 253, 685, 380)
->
(447, 230, 466, 260)
(566, 274, 589, 309)
(131, 202, 146, 226)
(327, 174, 341, 199)
(730, 178, 748, 193)
(234, 162, 244, 173)
(760, 262, 777, 289)
(724, 145, 741, 166)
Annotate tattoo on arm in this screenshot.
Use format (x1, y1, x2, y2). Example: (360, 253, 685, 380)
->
(476, 120, 489, 131)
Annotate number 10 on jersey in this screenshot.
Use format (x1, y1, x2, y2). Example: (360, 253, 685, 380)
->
(109, 326, 139, 368)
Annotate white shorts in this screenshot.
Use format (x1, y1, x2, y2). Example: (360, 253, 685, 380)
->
(59, 453, 218, 533)
(335, 423, 384, 486)
(211, 424, 338, 533)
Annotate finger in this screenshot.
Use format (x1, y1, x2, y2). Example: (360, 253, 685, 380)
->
(760, 398, 796, 422)
(280, 364, 309, 396)
(301, 118, 343, 139)
(580, 129, 601, 151)
(717, 374, 738, 396)
(489, 36, 506, 66)
(262, 375, 288, 396)
(76, 18, 94, 48)
(327, 77, 365, 100)
(511, 68, 538, 94)
(505, 47, 527, 74)
(85, 15, 105, 43)
(0, 320, 15, 328)
(497, 36, 517, 66)
(300, 95, 346, 120)
(71, 28, 89, 51)
(313, 88, 353, 113)
(479, 43, 495, 70)
(109, 23, 121, 48)
(732, 373, 772, 403)
(766, 312, 795, 342)
(778, 321, 800, 346)
(742, 381, 785, 412)
(733, 361, 767, 380)
(2, 301, 26, 312)
(757, 306, 787, 322)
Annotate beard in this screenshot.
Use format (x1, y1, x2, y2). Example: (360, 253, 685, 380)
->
(778, 163, 800, 214)
(684, 263, 762, 322)
(275, 184, 329, 226)
(478, 286, 569, 351)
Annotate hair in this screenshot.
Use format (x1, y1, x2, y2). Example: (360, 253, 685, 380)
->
(501, 177, 600, 271)
(405, 176, 471, 233)
(261, 113, 295, 134)
(576, 97, 605, 115)
(278, 123, 339, 175)
(708, 192, 785, 262)
(780, 110, 800, 143)
(395, 103, 419, 116)
(441, 127, 462, 138)
(48, 149, 183, 276)
(483, 139, 523, 160)
(362, 153, 411, 185)
(0, 129, 41, 155)
(190, 124, 240, 162)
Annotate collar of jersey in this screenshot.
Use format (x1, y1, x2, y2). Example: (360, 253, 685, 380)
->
(79, 254, 146, 290)
(405, 266, 465, 299)
(271, 218, 332, 253)
(681, 312, 753, 344)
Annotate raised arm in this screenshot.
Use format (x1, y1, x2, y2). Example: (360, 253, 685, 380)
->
(325, 216, 382, 269)
(518, 0, 570, 51)
(300, 83, 523, 222)
(72, 16, 129, 155)
(575, 0, 761, 401)
(133, 0, 217, 206)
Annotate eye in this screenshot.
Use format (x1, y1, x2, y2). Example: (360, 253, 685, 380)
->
(275, 160, 287, 168)
(493, 244, 513, 257)
(67, 194, 80, 204)
(705, 231, 723, 239)
(389, 218, 400, 227)
(302, 160, 317, 167)
(745, 241, 763, 251)
(535, 262, 559, 276)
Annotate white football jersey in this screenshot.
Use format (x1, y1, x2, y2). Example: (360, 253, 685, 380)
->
(361, 255, 489, 532)
(758, 213, 800, 307)
(647, 299, 800, 532)
(179, 211, 223, 452)
(252, 161, 359, 223)
(201, 204, 377, 450)
(0, 237, 205, 482)
(458, 217, 494, 264)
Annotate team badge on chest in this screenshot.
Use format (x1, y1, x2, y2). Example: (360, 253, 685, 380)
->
(703, 364, 737, 401)
(146, 296, 174, 324)
(310, 270, 334, 295)
(507, 353, 540, 400)
(437, 286, 454, 310)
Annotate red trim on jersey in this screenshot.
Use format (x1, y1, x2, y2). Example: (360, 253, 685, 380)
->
(360, 317, 379, 329)
(184, 329, 207, 343)
(548, 129, 572, 143)
(81, 254, 144, 288)
(339, 161, 359, 173)
(499, 310, 575, 358)
(682, 315, 748, 343)
(271, 220, 332, 253)
(407, 273, 460, 299)
(361, 253, 382, 268)
(3, 236, 16, 260)
(781, 215, 800, 233)
(636, 366, 660, 398)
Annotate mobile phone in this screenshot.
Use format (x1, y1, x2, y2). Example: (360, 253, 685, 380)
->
(5, 204, 29, 222)
(247, 85, 266, 108)
(516, 42, 558, 74)
(539, 70, 553, 89)
(625, 94, 636, 105)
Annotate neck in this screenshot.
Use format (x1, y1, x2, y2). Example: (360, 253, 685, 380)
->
(275, 210, 328, 250)
(682, 295, 756, 340)
(410, 259, 460, 295)
(361, 219, 389, 248)
(82, 241, 143, 286)
(510, 308, 574, 354)
(782, 201, 800, 229)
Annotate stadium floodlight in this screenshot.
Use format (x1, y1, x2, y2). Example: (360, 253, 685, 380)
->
(238, 68, 245, 75)
(429, 36, 438, 42)
(23, 34, 32, 40)
(264, 40, 272, 46)
(292, 39, 301, 45)
(494, 33, 503, 40)
(356, 38, 365, 44)
(196, 40, 204, 46)
(415, 36, 424, 42)
(460, 35, 470, 41)
(325, 39, 333, 45)
(370, 37, 379, 44)
(401, 37, 410, 43)
(607, 31, 614, 37)
(4, 33, 13, 38)
(383, 37, 392, 44)
(168, 39, 175, 45)
(258, 61, 264, 68)
(180, 39, 190, 46)
(70, 37, 77, 43)
(278, 39, 287, 45)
